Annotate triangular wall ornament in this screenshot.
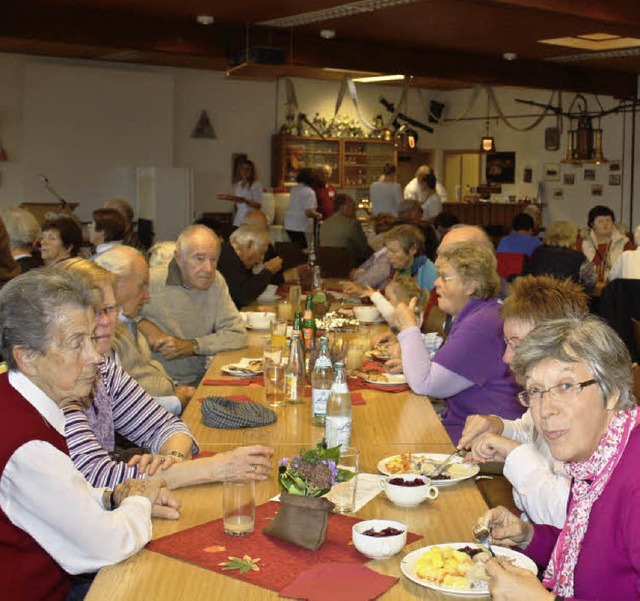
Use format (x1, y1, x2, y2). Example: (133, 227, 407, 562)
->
(191, 110, 217, 139)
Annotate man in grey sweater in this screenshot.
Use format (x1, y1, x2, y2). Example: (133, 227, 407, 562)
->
(139, 225, 247, 386)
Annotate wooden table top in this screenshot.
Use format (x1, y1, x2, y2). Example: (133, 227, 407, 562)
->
(87, 318, 490, 601)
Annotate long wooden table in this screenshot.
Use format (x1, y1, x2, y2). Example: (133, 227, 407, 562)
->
(87, 323, 490, 600)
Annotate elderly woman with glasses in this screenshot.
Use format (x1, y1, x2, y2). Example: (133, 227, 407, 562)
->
(0, 269, 180, 600)
(56, 258, 273, 491)
(390, 241, 523, 444)
(477, 316, 640, 601)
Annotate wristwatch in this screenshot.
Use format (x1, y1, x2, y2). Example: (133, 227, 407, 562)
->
(191, 338, 199, 355)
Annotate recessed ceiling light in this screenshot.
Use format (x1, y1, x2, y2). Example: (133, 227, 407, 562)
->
(320, 29, 336, 39)
(502, 52, 517, 61)
(196, 15, 214, 25)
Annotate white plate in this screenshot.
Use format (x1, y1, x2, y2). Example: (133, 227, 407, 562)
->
(401, 542, 538, 596)
(245, 324, 272, 331)
(358, 316, 385, 324)
(220, 358, 263, 377)
(256, 294, 280, 302)
(377, 452, 479, 485)
(363, 373, 407, 386)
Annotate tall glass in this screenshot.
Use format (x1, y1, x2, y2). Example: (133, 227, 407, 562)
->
(265, 362, 287, 407)
(223, 480, 255, 535)
(289, 284, 302, 314)
(270, 319, 288, 348)
(332, 448, 359, 514)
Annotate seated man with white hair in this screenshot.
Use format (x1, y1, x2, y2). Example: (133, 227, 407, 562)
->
(609, 224, 640, 280)
(217, 224, 283, 308)
(95, 245, 194, 415)
(139, 225, 247, 386)
(0, 206, 43, 272)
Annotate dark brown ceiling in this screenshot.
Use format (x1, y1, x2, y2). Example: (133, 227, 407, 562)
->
(1, 0, 639, 96)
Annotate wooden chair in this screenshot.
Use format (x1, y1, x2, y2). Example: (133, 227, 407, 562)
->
(274, 241, 306, 271)
(315, 246, 351, 278)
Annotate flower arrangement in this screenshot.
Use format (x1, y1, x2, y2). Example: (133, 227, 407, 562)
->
(278, 440, 354, 497)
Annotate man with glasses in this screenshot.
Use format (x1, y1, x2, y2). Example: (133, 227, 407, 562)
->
(95, 245, 194, 415)
(458, 275, 589, 527)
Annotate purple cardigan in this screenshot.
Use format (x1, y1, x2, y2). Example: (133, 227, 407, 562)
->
(525, 425, 640, 601)
(433, 298, 523, 443)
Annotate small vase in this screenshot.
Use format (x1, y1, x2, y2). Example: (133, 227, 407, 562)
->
(263, 491, 335, 550)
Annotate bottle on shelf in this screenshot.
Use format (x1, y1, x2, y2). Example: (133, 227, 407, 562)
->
(302, 294, 317, 352)
(285, 332, 305, 404)
(325, 362, 352, 450)
(311, 336, 334, 427)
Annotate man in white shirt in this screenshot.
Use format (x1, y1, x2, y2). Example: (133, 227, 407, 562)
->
(403, 164, 446, 220)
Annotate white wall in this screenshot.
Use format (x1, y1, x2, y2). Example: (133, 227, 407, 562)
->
(0, 52, 637, 236)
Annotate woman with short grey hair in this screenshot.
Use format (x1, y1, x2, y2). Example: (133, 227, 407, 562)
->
(478, 316, 640, 601)
(0, 268, 180, 600)
(391, 241, 523, 444)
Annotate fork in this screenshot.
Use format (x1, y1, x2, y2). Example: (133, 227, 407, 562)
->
(473, 524, 495, 557)
(429, 448, 465, 478)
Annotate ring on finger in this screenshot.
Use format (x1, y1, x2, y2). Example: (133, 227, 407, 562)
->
(160, 457, 166, 463)
(250, 464, 258, 472)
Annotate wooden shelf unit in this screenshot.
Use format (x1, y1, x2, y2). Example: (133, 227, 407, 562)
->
(271, 135, 397, 190)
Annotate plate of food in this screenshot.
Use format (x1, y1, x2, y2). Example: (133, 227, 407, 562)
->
(220, 358, 264, 377)
(377, 452, 479, 485)
(365, 347, 390, 362)
(359, 371, 407, 386)
(401, 543, 537, 596)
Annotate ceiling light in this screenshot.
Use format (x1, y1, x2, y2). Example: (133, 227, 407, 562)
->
(320, 29, 336, 39)
(259, 0, 422, 27)
(196, 15, 214, 25)
(352, 74, 405, 83)
(539, 33, 640, 52)
(502, 52, 517, 61)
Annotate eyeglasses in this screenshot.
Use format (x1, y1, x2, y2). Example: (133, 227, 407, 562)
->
(517, 379, 597, 408)
(437, 273, 457, 283)
(503, 335, 521, 352)
(94, 305, 118, 319)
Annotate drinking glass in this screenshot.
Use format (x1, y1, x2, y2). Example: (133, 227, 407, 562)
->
(264, 363, 287, 407)
(346, 341, 365, 374)
(332, 447, 359, 514)
(289, 284, 302, 313)
(223, 480, 255, 536)
(242, 430, 272, 448)
(263, 342, 283, 369)
(270, 319, 288, 348)
(277, 300, 293, 322)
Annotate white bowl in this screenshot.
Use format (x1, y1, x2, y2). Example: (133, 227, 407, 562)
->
(353, 306, 381, 323)
(245, 311, 275, 330)
(352, 519, 407, 560)
(379, 474, 439, 507)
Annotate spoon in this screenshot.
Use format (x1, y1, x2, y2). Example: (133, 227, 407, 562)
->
(429, 448, 466, 478)
(473, 524, 495, 558)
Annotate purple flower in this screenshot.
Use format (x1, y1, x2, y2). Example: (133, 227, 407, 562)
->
(279, 457, 290, 467)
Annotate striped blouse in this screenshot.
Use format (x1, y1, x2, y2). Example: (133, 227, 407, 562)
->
(64, 356, 198, 488)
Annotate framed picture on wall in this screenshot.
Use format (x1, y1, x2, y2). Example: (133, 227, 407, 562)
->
(591, 184, 603, 197)
(563, 173, 575, 185)
(552, 188, 564, 200)
(543, 163, 560, 181)
(584, 167, 596, 181)
(609, 174, 621, 186)
(610, 160, 621, 172)
(486, 152, 516, 184)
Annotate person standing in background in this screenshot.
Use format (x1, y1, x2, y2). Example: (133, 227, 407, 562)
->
(313, 164, 337, 220)
(103, 198, 147, 252)
(370, 163, 402, 216)
(218, 159, 263, 228)
(284, 168, 322, 249)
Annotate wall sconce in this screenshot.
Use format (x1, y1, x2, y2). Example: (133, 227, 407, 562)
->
(480, 136, 495, 152)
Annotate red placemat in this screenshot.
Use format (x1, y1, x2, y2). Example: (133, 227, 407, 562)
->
(148, 501, 421, 593)
(351, 392, 366, 406)
(280, 563, 398, 601)
(202, 376, 264, 387)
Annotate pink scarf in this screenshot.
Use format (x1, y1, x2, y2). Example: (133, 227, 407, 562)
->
(543, 407, 640, 596)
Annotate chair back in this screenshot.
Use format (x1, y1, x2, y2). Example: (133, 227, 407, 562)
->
(496, 252, 526, 280)
(275, 241, 306, 271)
(315, 246, 351, 278)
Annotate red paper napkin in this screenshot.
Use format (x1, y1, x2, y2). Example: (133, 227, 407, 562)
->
(202, 376, 264, 387)
(192, 451, 217, 459)
(148, 501, 421, 593)
(279, 563, 398, 601)
(351, 392, 366, 406)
